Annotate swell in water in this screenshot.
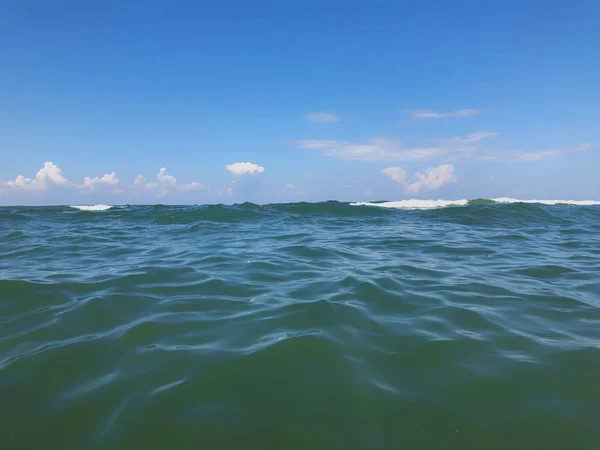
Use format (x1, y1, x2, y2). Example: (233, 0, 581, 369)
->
(1, 201, 600, 449)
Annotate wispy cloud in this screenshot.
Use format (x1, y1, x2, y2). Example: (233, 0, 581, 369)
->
(516, 151, 563, 161)
(305, 112, 339, 123)
(433, 131, 500, 146)
(297, 132, 499, 161)
(381, 164, 457, 193)
(179, 181, 205, 191)
(226, 162, 265, 176)
(515, 144, 598, 162)
(402, 108, 490, 120)
(298, 138, 440, 161)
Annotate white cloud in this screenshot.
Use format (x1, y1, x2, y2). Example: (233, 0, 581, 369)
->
(298, 132, 499, 162)
(36, 162, 71, 187)
(381, 164, 457, 193)
(434, 131, 500, 147)
(136, 168, 179, 195)
(179, 182, 205, 191)
(406, 108, 488, 119)
(298, 138, 438, 161)
(226, 162, 265, 176)
(306, 112, 339, 123)
(1, 162, 72, 192)
(0, 162, 208, 200)
(516, 151, 562, 161)
(515, 144, 598, 162)
(83, 171, 119, 189)
(407, 164, 457, 193)
(6, 175, 37, 189)
(226, 180, 235, 196)
(380, 167, 406, 183)
(157, 167, 176, 184)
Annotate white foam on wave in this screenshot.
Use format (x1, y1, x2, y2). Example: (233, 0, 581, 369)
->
(351, 198, 600, 210)
(491, 198, 600, 206)
(70, 204, 113, 211)
(350, 199, 469, 209)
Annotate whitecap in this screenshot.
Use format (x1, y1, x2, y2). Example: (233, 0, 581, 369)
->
(350, 199, 469, 209)
(70, 205, 113, 211)
(492, 198, 600, 206)
(351, 198, 600, 210)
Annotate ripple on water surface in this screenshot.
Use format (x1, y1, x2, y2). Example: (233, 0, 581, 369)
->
(1, 202, 600, 450)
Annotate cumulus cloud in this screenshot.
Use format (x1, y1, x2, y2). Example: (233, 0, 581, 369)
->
(156, 167, 176, 184)
(406, 164, 457, 193)
(404, 108, 489, 120)
(298, 132, 499, 162)
(226, 162, 265, 176)
(36, 162, 71, 186)
(1, 162, 72, 192)
(0, 162, 207, 200)
(139, 167, 206, 195)
(381, 164, 457, 193)
(221, 163, 265, 198)
(380, 167, 406, 183)
(306, 112, 339, 123)
(83, 172, 119, 189)
(6, 175, 38, 190)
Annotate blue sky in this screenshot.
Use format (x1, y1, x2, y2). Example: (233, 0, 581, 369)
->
(1, 0, 599, 205)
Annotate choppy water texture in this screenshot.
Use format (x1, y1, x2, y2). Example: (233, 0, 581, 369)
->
(1, 200, 600, 450)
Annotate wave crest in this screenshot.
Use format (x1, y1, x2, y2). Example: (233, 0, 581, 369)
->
(352, 198, 600, 210)
(351, 199, 469, 209)
(70, 205, 113, 211)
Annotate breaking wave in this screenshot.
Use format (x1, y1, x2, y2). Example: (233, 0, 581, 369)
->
(69, 204, 113, 211)
(352, 198, 600, 209)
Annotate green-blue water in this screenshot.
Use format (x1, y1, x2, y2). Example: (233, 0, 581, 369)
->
(1, 201, 600, 449)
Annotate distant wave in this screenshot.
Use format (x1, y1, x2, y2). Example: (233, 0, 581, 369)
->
(491, 198, 600, 206)
(70, 205, 113, 211)
(351, 199, 469, 209)
(351, 198, 600, 209)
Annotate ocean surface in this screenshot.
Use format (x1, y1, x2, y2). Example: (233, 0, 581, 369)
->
(1, 199, 600, 450)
